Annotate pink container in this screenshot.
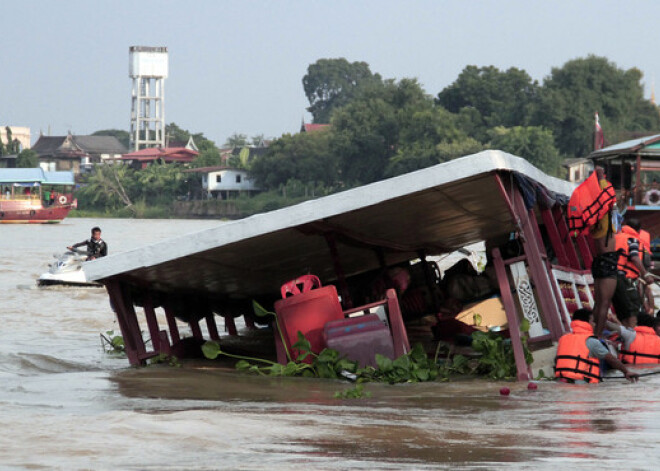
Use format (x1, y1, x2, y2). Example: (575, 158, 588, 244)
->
(323, 314, 395, 368)
(274, 284, 344, 361)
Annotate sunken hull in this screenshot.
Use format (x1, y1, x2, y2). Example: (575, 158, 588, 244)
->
(0, 199, 74, 224)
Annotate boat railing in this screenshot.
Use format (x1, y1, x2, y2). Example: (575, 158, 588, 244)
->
(7, 194, 42, 201)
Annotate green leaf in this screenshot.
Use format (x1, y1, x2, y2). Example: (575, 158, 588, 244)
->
(292, 332, 312, 353)
(520, 318, 530, 333)
(201, 341, 221, 360)
(375, 354, 393, 372)
(252, 300, 275, 318)
(235, 360, 251, 370)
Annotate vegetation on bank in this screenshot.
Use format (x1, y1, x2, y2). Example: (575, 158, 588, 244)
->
(71, 55, 660, 217)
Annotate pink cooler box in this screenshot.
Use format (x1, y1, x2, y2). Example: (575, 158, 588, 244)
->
(323, 314, 395, 368)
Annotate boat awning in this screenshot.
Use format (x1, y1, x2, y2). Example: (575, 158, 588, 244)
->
(85, 150, 575, 299)
(587, 133, 660, 160)
(0, 168, 75, 185)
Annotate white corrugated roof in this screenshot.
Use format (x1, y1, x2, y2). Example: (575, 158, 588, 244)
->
(84, 150, 575, 298)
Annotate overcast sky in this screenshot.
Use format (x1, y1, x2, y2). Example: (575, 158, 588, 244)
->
(4, 0, 660, 146)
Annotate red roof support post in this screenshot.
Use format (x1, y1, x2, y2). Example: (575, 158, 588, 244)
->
(491, 248, 531, 381)
(105, 279, 146, 366)
(509, 182, 564, 341)
(540, 207, 570, 267)
(551, 206, 582, 269)
(163, 304, 181, 344)
(143, 293, 161, 352)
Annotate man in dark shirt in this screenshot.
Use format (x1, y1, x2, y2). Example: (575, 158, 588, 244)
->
(67, 226, 108, 260)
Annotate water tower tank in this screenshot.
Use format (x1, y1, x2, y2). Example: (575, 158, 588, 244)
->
(129, 46, 168, 151)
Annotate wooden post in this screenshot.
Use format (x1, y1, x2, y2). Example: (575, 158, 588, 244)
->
(105, 279, 146, 366)
(540, 207, 570, 267)
(492, 248, 531, 381)
(551, 206, 581, 269)
(163, 304, 181, 344)
(143, 293, 161, 352)
(508, 179, 563, 341)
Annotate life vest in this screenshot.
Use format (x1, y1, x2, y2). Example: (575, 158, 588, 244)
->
(620, 326, 660, 364)
(640, 230, 651, 255)
(554, 320, 602, 383)
(567, 172, 616, 237)
(615, 225, 641, 279)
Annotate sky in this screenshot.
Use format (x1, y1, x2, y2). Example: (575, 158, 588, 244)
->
(4, 0, 660, 147)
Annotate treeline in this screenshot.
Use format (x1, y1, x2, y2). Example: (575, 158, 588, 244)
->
(250, 55, 660, 190)
(79, 55, 660, 217)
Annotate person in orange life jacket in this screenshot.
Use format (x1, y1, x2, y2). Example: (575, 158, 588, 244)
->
(608, 313, 660, 364)
(587, 167, 620, 338)
(613, 219, 653, 320)
(555, 308, 638, 383)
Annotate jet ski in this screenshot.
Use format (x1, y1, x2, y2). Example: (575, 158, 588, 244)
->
(37, 249, 102, 287)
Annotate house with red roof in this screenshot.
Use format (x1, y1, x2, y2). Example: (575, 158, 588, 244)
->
(118, 146, 199, 169)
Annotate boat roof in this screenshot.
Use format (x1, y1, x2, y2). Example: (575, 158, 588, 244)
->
(587, 133, 660, 159)
(0, 168, 75, 185)
(85, 150, 575, 299)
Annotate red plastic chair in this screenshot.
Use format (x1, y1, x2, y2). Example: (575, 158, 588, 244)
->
(280, 274, 321, 298)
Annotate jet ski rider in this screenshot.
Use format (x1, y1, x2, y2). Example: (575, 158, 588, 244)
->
(67, 226, 108, 261)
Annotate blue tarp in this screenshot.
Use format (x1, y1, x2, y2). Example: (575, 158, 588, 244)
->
(0, 168, 74, 185)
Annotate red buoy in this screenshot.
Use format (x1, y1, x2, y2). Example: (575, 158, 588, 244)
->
(499, 387, 510, 396)
(527, 382, 538, 390)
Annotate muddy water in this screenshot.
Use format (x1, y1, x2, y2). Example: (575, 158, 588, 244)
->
(2, 218, 660, 470)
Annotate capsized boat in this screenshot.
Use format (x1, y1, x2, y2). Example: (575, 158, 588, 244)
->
(0, 168, 76, 223)
(37, 250, 102, 287)
(83, 150, 590, 381)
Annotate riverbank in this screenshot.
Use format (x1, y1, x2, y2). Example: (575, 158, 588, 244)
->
(70, 192, 319, 219)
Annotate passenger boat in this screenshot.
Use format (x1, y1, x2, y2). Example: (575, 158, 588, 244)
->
(84, 150, 595, 380)
(586, 134, 660, 234)
(0, 168, 76, 223)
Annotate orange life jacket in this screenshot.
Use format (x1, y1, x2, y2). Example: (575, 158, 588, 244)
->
(567, 172, 616, 237)
(555, 320, 602, 383)
(640, 230, 651, 255)
(620, 326, 660, 364)
(615, 225, 641, 279)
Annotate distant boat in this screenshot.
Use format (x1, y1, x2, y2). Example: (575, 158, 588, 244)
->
(0, 168, 76, 224)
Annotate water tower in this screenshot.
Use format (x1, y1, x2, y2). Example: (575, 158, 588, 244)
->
(129, 46, 168, 151)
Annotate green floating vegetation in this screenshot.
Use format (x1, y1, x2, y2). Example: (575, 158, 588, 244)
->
(100, 330, 125, 356)
(203, 331, 439, 386)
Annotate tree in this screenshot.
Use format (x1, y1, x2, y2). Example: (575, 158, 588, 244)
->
(488, 126, 561, 175)
(386, 104, 483, 177)
(303, 58, 382, 123)
(16, 149, 39, 168)
(165, 123, 217, 152)
(250, 131, 338, 189)
(224, 133, 248, 148)
(436, 65, 540, 140)
(533, 55, 660, 157)
(92, 129, 130, 149)
(190, 147, 222, 168)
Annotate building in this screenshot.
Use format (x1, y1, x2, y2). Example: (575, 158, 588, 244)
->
(562, 157, 593, 183)
(0, 126, 31, 151)
(119, 146, 199, 169)
(184, 166, 259, 199)
(31, 134, 127, 174)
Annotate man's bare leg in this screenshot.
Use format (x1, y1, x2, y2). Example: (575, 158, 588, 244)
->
(593, 276, 617, 337)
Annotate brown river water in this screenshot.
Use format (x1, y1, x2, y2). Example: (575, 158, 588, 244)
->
(2, 218, 660, 470)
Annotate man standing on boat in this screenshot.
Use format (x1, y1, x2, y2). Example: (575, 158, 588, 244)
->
(67, 226, 108, 261)
(568, 166, 618, 338)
